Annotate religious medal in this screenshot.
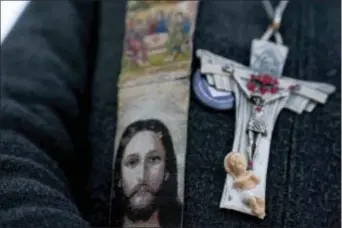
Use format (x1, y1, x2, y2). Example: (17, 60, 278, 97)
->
(195, 0, 335, 219)
(192, 69, 235, 110)
(110, 1, 199, 228)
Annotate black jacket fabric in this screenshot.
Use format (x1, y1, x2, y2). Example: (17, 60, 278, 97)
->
(0, 1, 340, 228)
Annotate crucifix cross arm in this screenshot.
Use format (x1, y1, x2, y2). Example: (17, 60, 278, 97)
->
(199, 52, 336, 114)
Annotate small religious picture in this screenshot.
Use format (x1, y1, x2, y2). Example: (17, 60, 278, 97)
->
(111, 1, 197, 226)
(119, 0, 198, 86)
(110, 79, 189, 228)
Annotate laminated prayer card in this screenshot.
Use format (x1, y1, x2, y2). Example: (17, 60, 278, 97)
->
(110, 1, 198, 228)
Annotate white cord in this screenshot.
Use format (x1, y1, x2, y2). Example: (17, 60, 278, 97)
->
(262, 0, 274, 19)
(261, 0, 283, 43)
(261, 0, 289, 44)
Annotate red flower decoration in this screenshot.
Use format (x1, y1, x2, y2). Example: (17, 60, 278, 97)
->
(289, 84, 299, 91)
(255, 106, 262, 112)
(261, 74, 273, 84)
(260, 87, 267, 95)
(247, 81, 256, 92)
(270, 87, 277, 94)
(248, 74, 279, 94)
(248, 161, 253, 169)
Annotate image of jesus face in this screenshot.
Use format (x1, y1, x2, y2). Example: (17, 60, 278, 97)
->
(120, 130, 169, 211)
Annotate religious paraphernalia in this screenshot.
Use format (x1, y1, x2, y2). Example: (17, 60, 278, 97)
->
(195, 0, 335, 219)
(110, 1, 198, 228)
(192, 69, 235, 110)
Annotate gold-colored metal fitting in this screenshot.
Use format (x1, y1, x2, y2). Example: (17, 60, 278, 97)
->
(269, 22, 280, 30)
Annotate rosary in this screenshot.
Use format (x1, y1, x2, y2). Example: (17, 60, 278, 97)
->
(194, 0, 335, 219)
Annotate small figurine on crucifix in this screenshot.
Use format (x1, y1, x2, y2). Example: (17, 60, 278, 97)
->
(194, 0, 336, 219)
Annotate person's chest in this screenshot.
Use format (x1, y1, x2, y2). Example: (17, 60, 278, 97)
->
(85, 1, 340, 227)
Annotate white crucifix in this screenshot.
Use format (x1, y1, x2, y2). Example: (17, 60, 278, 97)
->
(195, 1, 336, 219)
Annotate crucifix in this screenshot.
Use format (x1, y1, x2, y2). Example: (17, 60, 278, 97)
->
(194, 1, 335, 219)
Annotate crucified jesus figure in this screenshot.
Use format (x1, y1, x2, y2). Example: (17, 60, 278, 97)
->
(244, 74, 300, 170)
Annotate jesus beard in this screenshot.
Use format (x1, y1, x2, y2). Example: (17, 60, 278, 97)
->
(123, 184, 163, 222)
